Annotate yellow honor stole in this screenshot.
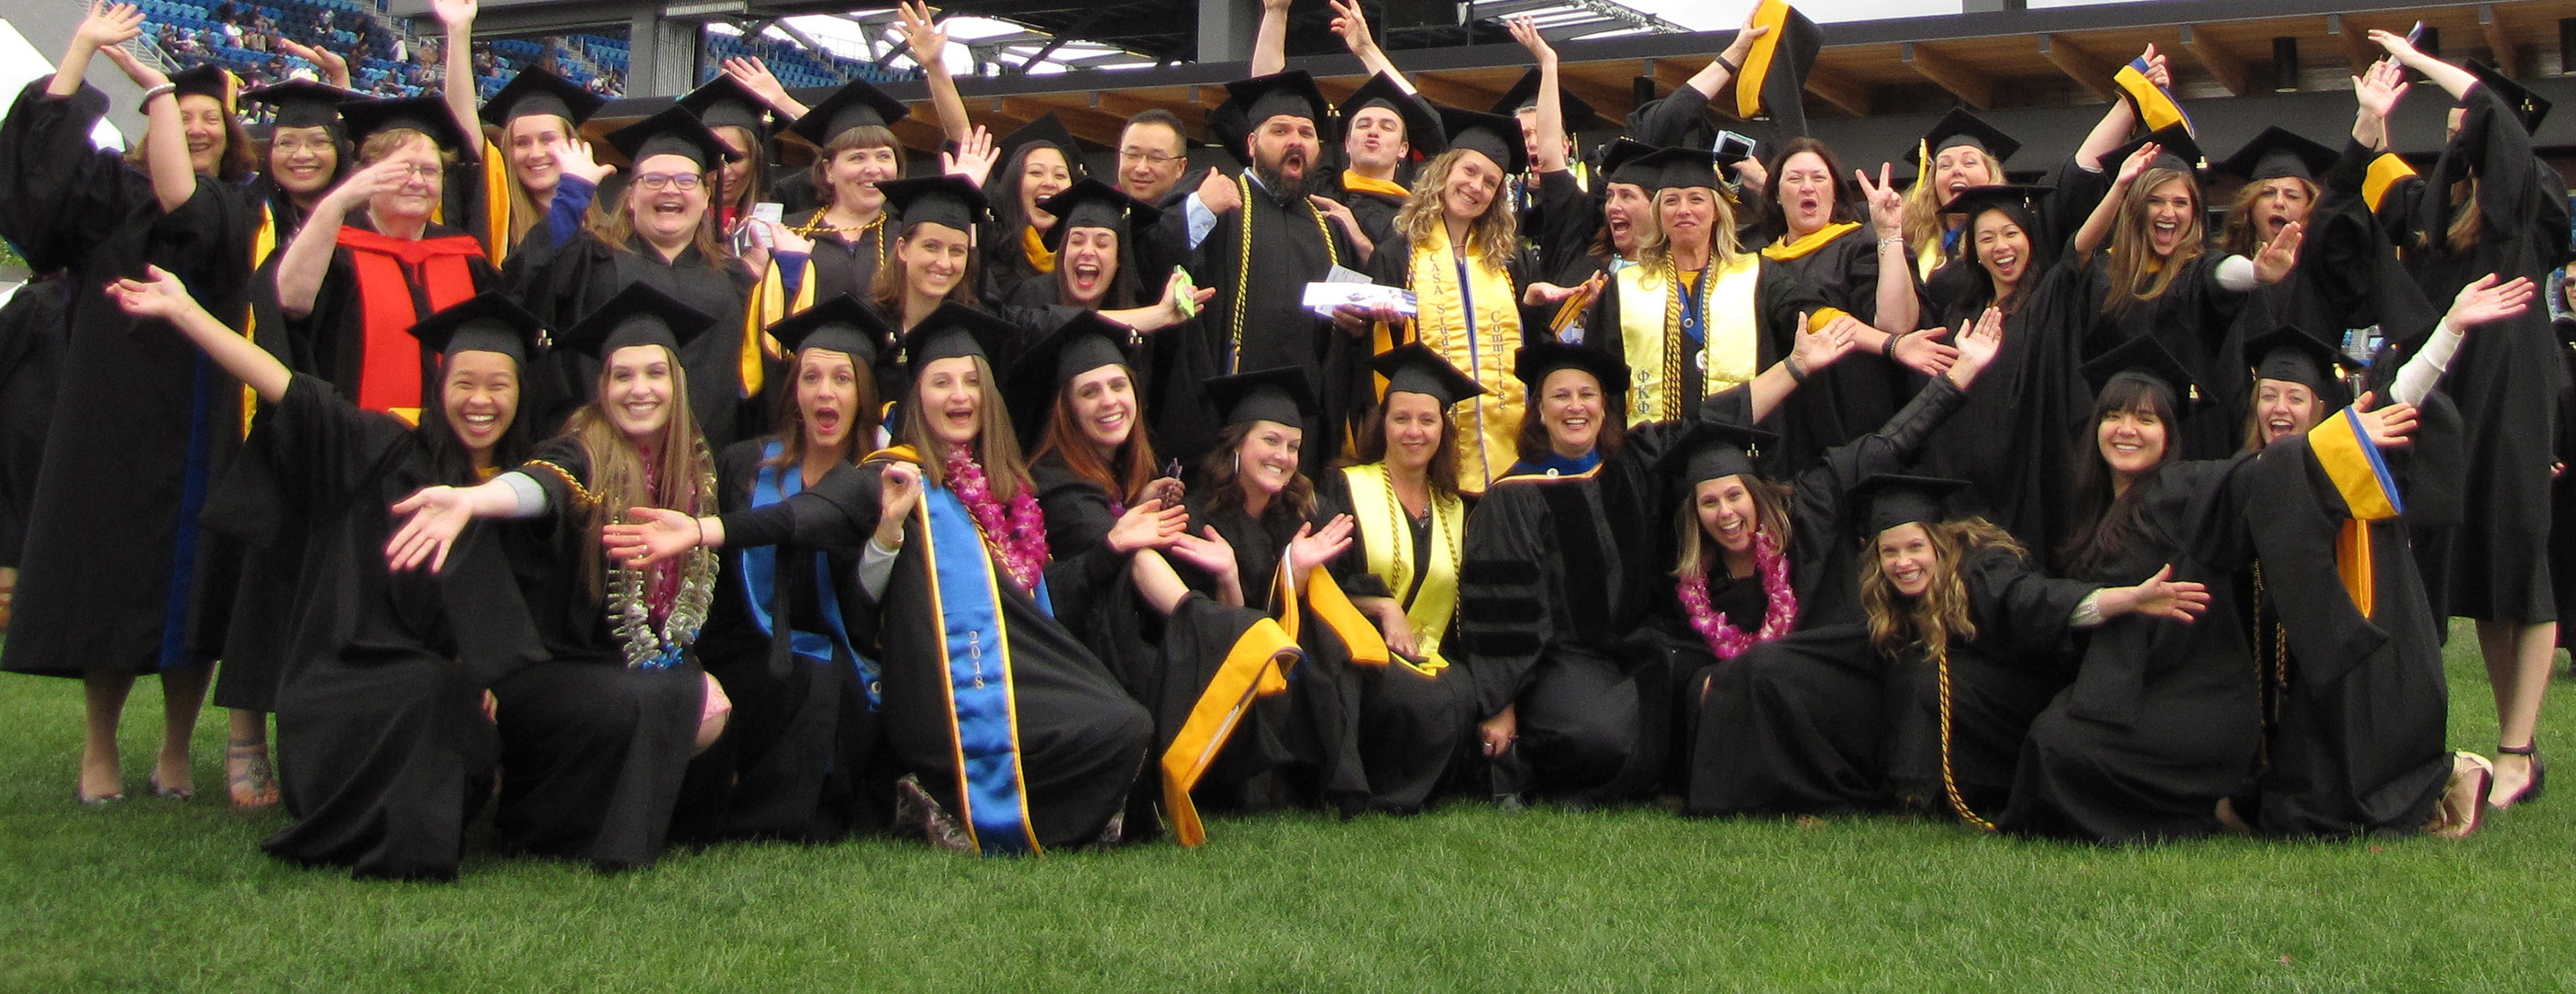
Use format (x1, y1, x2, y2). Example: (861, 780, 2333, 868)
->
(1617, 256, 1763, 424)
(1381, 223, 1526, 493)
(1341, 463, 1461, 675)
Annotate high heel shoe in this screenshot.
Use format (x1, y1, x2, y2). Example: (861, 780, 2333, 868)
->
(2491, 743, 2546, 809)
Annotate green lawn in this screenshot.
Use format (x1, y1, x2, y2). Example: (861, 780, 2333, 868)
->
(3, 623, 2570, 992)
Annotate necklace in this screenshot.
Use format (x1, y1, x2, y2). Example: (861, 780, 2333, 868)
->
(1674, 528, 1796, 660)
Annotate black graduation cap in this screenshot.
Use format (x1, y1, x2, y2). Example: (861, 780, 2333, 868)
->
(243, 79, 352, 131)
(1226, 71, 1333, 134)
(605, 106, 740, 170)
(1005, 311, 1138, 444)
(1909, 107, 2022, 168)
(556, 281, 716, 361)
(875, 175, 991, 234)
(2214, 127, 2337, 184)
(479, 68, 605, 130)
(1731, 0, 1823, 139)
(2080, 334, 2204, 413)
(1653, 419, 1778, 486)
(1941, 184, 2052, 219)
(1035, 178, 1160, 250)
(996, 113, 1085, 174)
(783, 78, 912, 147)
(1437, 105, 1528, 176)
(899, 303, 1023, 379)
(768, 294, 893, 366)
(2104, 124, 2206, 176)
(405, 291, 542, 364)
(339, 95, 473, 156)
(169, 64, 239, 111)
(1512, 341, 1630, 397)
(1629, 145, 1724, 193)
(2465, 59, 2551, 135)
(678, 73, 772, 133)
(1204, 366, 1319, 429)
(1369, 343, 1487, 408)
(1851, 473, 1970, 536)
(1593, 137, 1663, 194)
(1488, 67, 1602, 133)
(2242, 326, 2359, 399)
(1338, 73, 1443, 156)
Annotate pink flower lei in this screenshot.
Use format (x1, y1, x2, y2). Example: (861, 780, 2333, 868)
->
(945, 445, 1051, 595)
(1676, 528, 1797, 660)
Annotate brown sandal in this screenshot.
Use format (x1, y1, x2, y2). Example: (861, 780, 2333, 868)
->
(227, 739, 279, 809)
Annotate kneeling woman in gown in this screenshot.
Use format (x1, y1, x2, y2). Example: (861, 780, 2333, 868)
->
(113, 278, 546, 880)
(385, 283, 736, 871)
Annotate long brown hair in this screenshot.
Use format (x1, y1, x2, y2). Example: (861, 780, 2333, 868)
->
(869, 221, 984, 315)
(895, 352, 1032, 504)
(2100, 168, 2204, 316)
(806, 124, 905, 209)
(2056, 375, 2177, 575)
(2427, 175, 2482, 253)
(761, 346, 882, 471)
(128, 93, 257, 182)
(1342, 395, 1461, 497)
(1200, 420, 1314, 524)
(2216, 176, 2316, 257)
(561, 345, 717, 598)
(1390, 148, 1518, 273)
(1027, 363, 1159, 505)
(501, 113, 575, 250)
(1669, 474, 1793, 580)
(713, 123, 764, 217)
(1862, 519, 2024, 661)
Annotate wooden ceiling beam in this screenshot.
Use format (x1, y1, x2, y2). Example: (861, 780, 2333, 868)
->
(2038, 33, 2121, 103)
(2326, 13, 2378, 74)
(1902, 41, 1993, 109)
(2480, 4, 2522, 79)
(1804, 64, 1871, 117)
(2179, 23, 2248, 96)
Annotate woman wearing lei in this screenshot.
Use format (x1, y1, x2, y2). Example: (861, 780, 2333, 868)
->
(384, 282, 733, 872)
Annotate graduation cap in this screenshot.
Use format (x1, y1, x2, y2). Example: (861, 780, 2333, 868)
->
(1908, 107, 2019, 192)
(1035, 178, 1160, 250)
(2465, 59, 2551, 135)
(899, 303, 1023, 379)
(2242, 326, 2359, 400)
(605, 106, 740, 170)
(479, 68, 605, 131)
(1489, 67, 1602, 133)
(768, 294, 893, 366)
(1654, 419, 1778, 486)
(556, 281, 715, 361)
(1851, 473, 1969, 536)
(1226, 71, 1333, 133)
(1629, 145, 1725, 194)
(1338, 73, 1442, 157)
(1005, 311, 1138, 443)
(1593, 137, 1664, 195)
(339, 95, 473, 156)
(2214, 127, 2337, 184)
(2080, 333, 2204, 413)
(169, 63, 239, 112)
(1513, 341, 1630, 396)
(2104, 124, 2206, 177)
(875, 175, 992, 234)
(1940, 184, 2052, 219)
(1204, 366, 1319, 429)
(678, 73, 772, 134)
(406, 291, 542, 364)
(1369, 343, 1487, 408)
(783, 78, 912, 147)
(243, 79, 352, 132)
(1732, 0, 1823, 139)
(1437, 105, 1528, 176)
(995, 112, 1085, 175)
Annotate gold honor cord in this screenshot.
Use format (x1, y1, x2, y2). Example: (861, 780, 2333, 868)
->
(1933, 642, 1997, 832)
(1227, 173, 1338, 374)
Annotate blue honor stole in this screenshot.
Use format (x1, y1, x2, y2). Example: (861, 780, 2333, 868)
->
(739, 442, 878, 707)
(916, 483, 1051, 854)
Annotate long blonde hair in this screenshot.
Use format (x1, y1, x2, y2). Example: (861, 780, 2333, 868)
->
(2427, 175, 2482, 253)
(2100, 168, 2204, 316)
(561, 345, 718, 598)
(1390, 148, 1518, 274)
(894, 352, 1032, 505)
(1635, 185, 1743, 274)
(502, 113, 576, 250)
(1899, 145, 2002, 252)
(1860, 519, 2024, 663)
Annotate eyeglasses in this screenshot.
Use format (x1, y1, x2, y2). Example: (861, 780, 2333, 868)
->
(1117, 148, 1184, 166)
(381, 162, 441, 180)
(635, 172, 705, 191)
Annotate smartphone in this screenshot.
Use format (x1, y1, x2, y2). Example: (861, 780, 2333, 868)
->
(2404, 20, 2428, 47)
(751, 201, 784, 227)
(1714, 130, 1757, 162)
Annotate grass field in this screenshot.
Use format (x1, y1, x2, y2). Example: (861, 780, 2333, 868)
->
(3, 622, 2571, 992)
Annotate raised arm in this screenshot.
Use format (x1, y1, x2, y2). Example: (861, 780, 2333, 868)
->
(434, 0, 479, 147)
(2072, 140, 2159, 262)
(1507, 17, 1566, 175)
(276, 38, 352, 90)
(1857, 162, 1921, 336)
(1681, 6, 1768, 107)
(1740, 310, 1860, 422)
(721, 58, 809, 118)
(48, 2, 140, 99)
(2369, 28, 2479, 101)
(275, 158, 410, 316)
(1327, 0, 1410, 92)
(93, 43, 193, 214)
(898, 0, 971, 145)
(2073, 45, 2165, 171)
(106, 264, 290, 402)
(1249, 0, 1290, 77)
(2351, 57, 2409, 153)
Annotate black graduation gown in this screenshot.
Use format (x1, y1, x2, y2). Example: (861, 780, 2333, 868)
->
(1313, 169, 1406, 251)
(2238, 139, 2438, 352)
(1529, 169, 1607, 295)
(1758, 226, 1911, 475)
(2241, 397, 2462, 836)
(1311, 468, 1477, 812)
(2002, 457, 2269, 843)
(2078, 251, 2251, 461)
(210, 375, 541, 880)
(1914, 262, 2092, 555)
(502, 231, 761, 451)
(786, 207, 894, 307)
(0, 80, 253, 678)
(669, 438, 891, 843)
(1581, 258, 1840, 475)
(2381, 84, 2572, 624)
(1184, 175, 1363, 474)
(1880, 551, 2091, 820)
(0, 276, 66, 566)
(490, 436, 713, 871)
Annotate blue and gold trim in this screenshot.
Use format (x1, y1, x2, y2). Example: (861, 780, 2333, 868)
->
(916, 485, 1041, 855)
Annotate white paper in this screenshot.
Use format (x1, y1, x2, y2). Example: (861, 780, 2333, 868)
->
(1302, 281, 1416, 318)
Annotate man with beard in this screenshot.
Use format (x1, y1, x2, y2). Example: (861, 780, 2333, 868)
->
(1175, 70, 1361, 474)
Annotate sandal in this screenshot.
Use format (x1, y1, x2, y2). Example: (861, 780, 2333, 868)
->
(2429, 753, 2493, 839)
(227, 739, 279, 809)
(146, 771, 194, 802)
(2491, 743, 2547, 810)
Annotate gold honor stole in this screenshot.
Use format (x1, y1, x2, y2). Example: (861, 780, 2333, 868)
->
(1761, 221, 1861, 262)
(2363, 153, 2417, 214)
(746, 252, 816, 397)
(1382, 224, 1527, 493)
(481, 139, 512, 268)
(908, 457, 1047, 855)
(2115, 56, 2193, 136)
(1341, 463, 1462, 676)
(1161, 615, 1300, 848)
(1021, 225, 1057, 275)
(2306, 407, 2406, 618)
(1342, 171, 1410, 200)
(240, 201, 281, 437)
(1618, 257, 1761, 425)
(1736, 0, 1793, 120)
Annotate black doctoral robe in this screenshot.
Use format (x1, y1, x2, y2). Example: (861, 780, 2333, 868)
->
(1310, 467, 1477, 812)
(502, 231, 761, 450)
(1184, 174, 1363, 474)
(209, 374, 541, 880)
(0, 80, 253, 679)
